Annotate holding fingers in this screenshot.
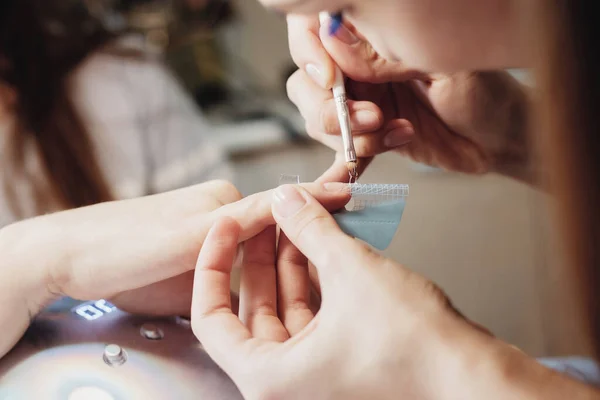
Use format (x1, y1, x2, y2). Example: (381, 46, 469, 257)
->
(286, 13, 530, 181)
(192, 185, 508, 399)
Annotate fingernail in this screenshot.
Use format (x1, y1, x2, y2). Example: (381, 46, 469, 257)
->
(306, 63, 328, 89)
(273, 185, 306, 218)
(384, 127, 415, 148)
(354, 110, 380, 130)
(333, 23, 359, 45)
(323, 182, 349, 192)
(328, 12, 343, 36)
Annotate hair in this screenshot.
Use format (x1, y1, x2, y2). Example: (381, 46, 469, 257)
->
(0, 0, 116, 217)
(534, 0, 600, 356)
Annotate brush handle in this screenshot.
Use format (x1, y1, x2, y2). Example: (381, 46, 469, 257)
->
(318, 12, 357, 165)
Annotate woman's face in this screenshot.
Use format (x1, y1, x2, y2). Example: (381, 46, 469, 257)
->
(260, 0, 529, 72)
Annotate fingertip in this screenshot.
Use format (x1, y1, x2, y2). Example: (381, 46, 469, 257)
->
(197, 217, 241, 270)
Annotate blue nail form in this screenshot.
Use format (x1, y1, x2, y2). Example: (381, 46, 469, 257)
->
(279, 175, 409, 251)
(329, 12, 343, 36)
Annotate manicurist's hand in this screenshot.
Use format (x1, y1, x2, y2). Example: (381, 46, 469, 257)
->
(287, 15, 532, 184)
(191, 184, 591, 400)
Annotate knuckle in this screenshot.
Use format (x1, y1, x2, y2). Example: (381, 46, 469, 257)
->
(294, 212, 329, 244)
(244, 232, 275, 264)
(208, 180, 242, 205)
(222, 191, 258, 218)
(277, 248, 307, 268)
(357, 44, 383, 80)
(304, 123, 321, 140)
(419, 279, 451, 309)
(248, 302, 278, 319)
(283, 297, 310, 313)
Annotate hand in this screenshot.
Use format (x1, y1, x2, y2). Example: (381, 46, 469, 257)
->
(0, 180, 349, 359)
(287, 15, 532, 183)
(191, 184, 549, 400)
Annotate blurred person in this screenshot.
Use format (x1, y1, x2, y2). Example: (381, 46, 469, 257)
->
(0, 0, 232, 228)
(184, 0, 600, 399)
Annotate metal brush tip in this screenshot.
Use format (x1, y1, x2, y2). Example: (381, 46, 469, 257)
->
(346, 161, 358, 183)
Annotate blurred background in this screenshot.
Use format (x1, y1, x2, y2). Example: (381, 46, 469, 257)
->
(0, 0, 590, 358)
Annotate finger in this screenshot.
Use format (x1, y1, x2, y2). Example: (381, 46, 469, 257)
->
(276, 233, 313, 335)
(197, 182, 351, 244)
(319, 17, 425, 83)
(271, 185, 379, 287)
(239, 226, 289, 342)
(287, 14, 337, 89)
(191, 217, 252, 370)
(316, 154, 374, 184)
(287, 70, 383, 134)
(198, 179, 243, 206)
(313, 119, 415, 158)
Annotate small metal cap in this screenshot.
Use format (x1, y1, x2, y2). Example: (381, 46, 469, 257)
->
(140, 323, 164, 340)
(103, 344, 127, 366)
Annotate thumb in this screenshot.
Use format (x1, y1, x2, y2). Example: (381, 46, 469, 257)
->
(271, 184, 376, 286)
(319, 17, 425, 83)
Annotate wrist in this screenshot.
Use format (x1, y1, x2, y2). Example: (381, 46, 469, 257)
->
(0, 216, 67, 313)
(434, 318, 600, 400)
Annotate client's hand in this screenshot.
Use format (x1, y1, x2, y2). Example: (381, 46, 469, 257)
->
(191, 184, 531, 400)
(0, 180, 349, 359)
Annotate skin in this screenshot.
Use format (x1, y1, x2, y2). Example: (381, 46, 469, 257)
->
(0, 0, 592, 397)
(0, 180, 350, 359)
(189, 0, 596, 397)
(273, 1, 534, 184)
(261, 0, 528, 72)
(192, 187, 600, 399)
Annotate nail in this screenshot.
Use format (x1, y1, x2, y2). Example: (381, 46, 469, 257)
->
(273, 185, 306, 218)
(353, 110, 380, 130)
(323, 182, 349, 192)
(384, 126, 415, 148)
(305, 63, 328, 89)
(329, 13, 343, 36)
(333, 23, 359, 45)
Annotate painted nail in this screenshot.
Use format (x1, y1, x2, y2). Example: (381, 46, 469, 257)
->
(329, 13, 343, 36)
(384, 126, 415, 148)
(273, 185, 306, 218)
(306, 63, 328, 89)
(334, 23, 359, 45)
